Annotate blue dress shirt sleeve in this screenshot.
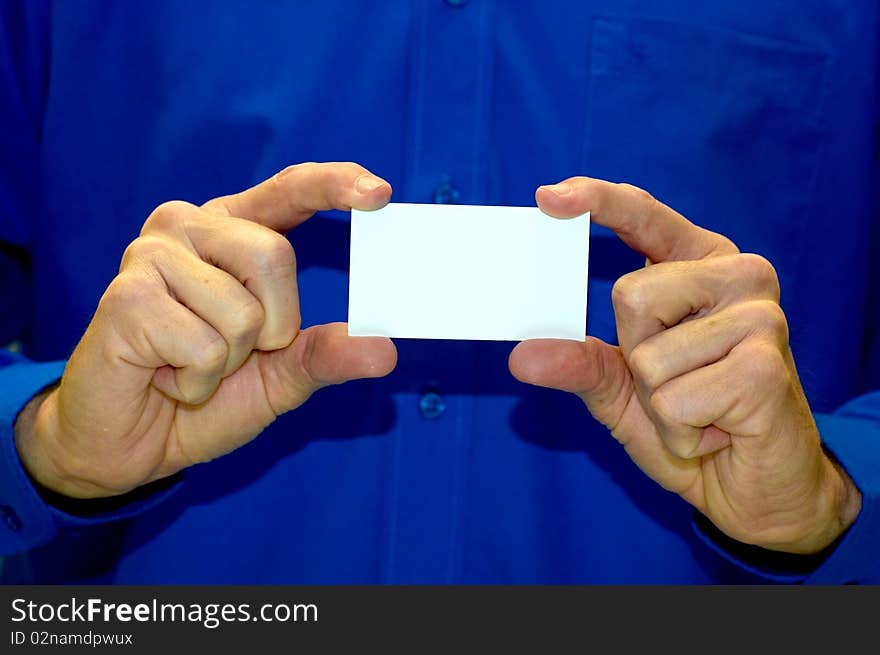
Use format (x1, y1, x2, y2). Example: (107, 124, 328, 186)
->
(0, 353, 66, 554)
(807, 406, 880, 583)
(692, 398, 880, 584)
(0, 351, 183, 556)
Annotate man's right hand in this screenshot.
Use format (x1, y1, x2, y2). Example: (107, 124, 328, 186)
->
(14, 162, 398, 499)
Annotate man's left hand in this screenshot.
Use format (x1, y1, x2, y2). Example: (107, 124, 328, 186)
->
(509, 177, 861, 555)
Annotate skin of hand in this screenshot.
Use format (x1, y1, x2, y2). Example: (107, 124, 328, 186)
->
(509, 177, 862, 555)
(14, 162, 398, 499)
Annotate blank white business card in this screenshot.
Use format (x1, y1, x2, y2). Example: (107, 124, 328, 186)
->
(348, 203, 589, 341)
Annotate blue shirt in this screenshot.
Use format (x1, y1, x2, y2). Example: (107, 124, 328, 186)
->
(0, 0, 878, 583)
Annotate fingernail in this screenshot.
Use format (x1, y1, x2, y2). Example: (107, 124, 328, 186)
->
(355, 174, 385, 194)
(545, 183, 571, 196)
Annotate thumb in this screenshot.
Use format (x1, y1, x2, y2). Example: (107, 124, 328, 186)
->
(264, 322, 397, 414)
(509, 337, 633, 430)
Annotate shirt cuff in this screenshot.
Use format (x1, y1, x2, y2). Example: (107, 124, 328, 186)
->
(0, 360, 181, 556)
(692, 410, 880, 584)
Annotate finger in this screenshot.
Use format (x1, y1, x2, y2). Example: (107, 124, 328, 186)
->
(612, 254, 781, 356)
(202, 162, 392, 232)
(180, 212, 300, 351)
(647, 336, 793, 460)
(651, 337, 790, 439)
(653, 420, 732, 461)
(535, 177, 737, 262)
(647, 401, 732, 461)
(261, 322, 398, 415)
(509, 336, 705, 501)
(139, 208, 299, 353)
(144, 240, 265, 377)
(509, 337, 633, 431)
(131, 294, 229, 405)
(627, 299, 789, 392)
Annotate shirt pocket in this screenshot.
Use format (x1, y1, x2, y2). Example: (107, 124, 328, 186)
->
(582, 16, 831, 305)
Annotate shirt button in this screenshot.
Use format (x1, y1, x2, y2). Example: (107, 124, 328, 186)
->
(444, 0, 469, 6)
(419, 391, 446, 419)
(0, 505, 22, 532)
(433, 182, 460, 205)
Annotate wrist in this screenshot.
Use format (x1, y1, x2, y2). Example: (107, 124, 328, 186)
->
(13, 386, 85, 498)
(788, 453, 862, 555)
(823, 451, 862, 541)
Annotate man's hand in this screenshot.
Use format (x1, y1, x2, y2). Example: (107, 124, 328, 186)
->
(509, 177, 862, 555)
(15, 162, 397, 499)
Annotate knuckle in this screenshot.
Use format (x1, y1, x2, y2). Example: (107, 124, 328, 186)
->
(721, 341, 791, 433)
(227, 297, 265, 341)
(649, 388, 680, 426)
(612, 184, 656, 239)
(252, 233, 296, 277)
(738, 253, 780, 299)
(100, 272, 157, 312)
(743, 341, 789, 388)
(627, 343, 661, 389)
(275, 162, 310, 182)
(612, 275, 650, 318)
(260, 320, 300, 352)
(648, 391, 702, 459)
(340, 161, 369, 178)
(712, 234, 740, 255)
(121, 235, 167, 267)
(617, 183, 657, 211)
(297, 160, 364, 177)
(142, 200, 194, 235)
(750, 300, 790, 344)
(275, 161, 339, 187)
(194, 334, 229, 373)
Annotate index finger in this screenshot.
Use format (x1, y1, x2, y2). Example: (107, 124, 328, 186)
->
(535, 177, 737, 263)
(203, 162, 392, 232)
